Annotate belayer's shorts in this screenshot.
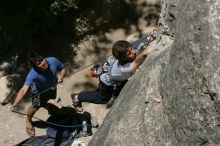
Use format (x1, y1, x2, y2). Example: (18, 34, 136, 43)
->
(32, 88, 57, 108)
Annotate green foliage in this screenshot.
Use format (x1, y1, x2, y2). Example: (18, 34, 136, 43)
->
(50, 0, 78, 15)
(0, 0, 78, 47)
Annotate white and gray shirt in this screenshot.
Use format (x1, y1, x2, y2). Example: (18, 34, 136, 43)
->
(100, 57, 135, 86)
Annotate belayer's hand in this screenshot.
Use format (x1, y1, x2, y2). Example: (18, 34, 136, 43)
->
(8, 105, 15, 112)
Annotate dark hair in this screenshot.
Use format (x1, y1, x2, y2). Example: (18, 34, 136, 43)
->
(29, 52, 44, 72)
(112, 40, 132, 65)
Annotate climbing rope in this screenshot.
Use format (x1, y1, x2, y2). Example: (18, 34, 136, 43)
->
(28, 59, 110, 99)
(12, 110, 94, 128)
(25, 32, 156, 99)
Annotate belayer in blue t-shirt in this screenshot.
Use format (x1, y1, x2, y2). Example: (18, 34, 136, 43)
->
(10, 53, 67, 137)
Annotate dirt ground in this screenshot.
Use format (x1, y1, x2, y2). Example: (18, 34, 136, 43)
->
(0, 1, 160, 145)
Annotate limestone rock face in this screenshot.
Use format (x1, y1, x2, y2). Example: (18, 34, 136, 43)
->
(88, 0, 220, 146)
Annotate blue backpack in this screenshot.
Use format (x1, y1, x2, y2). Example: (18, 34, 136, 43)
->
(46, 126, 70, 140)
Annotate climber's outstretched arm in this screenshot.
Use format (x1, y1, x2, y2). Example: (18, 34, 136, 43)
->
(130, 41, 156, 71)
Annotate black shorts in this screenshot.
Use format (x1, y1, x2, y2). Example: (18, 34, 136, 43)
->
(32, 88, 57, 108)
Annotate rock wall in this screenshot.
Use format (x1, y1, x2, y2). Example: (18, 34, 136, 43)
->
(88, 0, 220, 146)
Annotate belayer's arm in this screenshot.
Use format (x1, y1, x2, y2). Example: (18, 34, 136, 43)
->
(58, 66, 67, 83)
(11, 85, 29, 109)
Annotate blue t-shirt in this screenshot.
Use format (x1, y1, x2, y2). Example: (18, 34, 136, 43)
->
(24, 57, 64, 92)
